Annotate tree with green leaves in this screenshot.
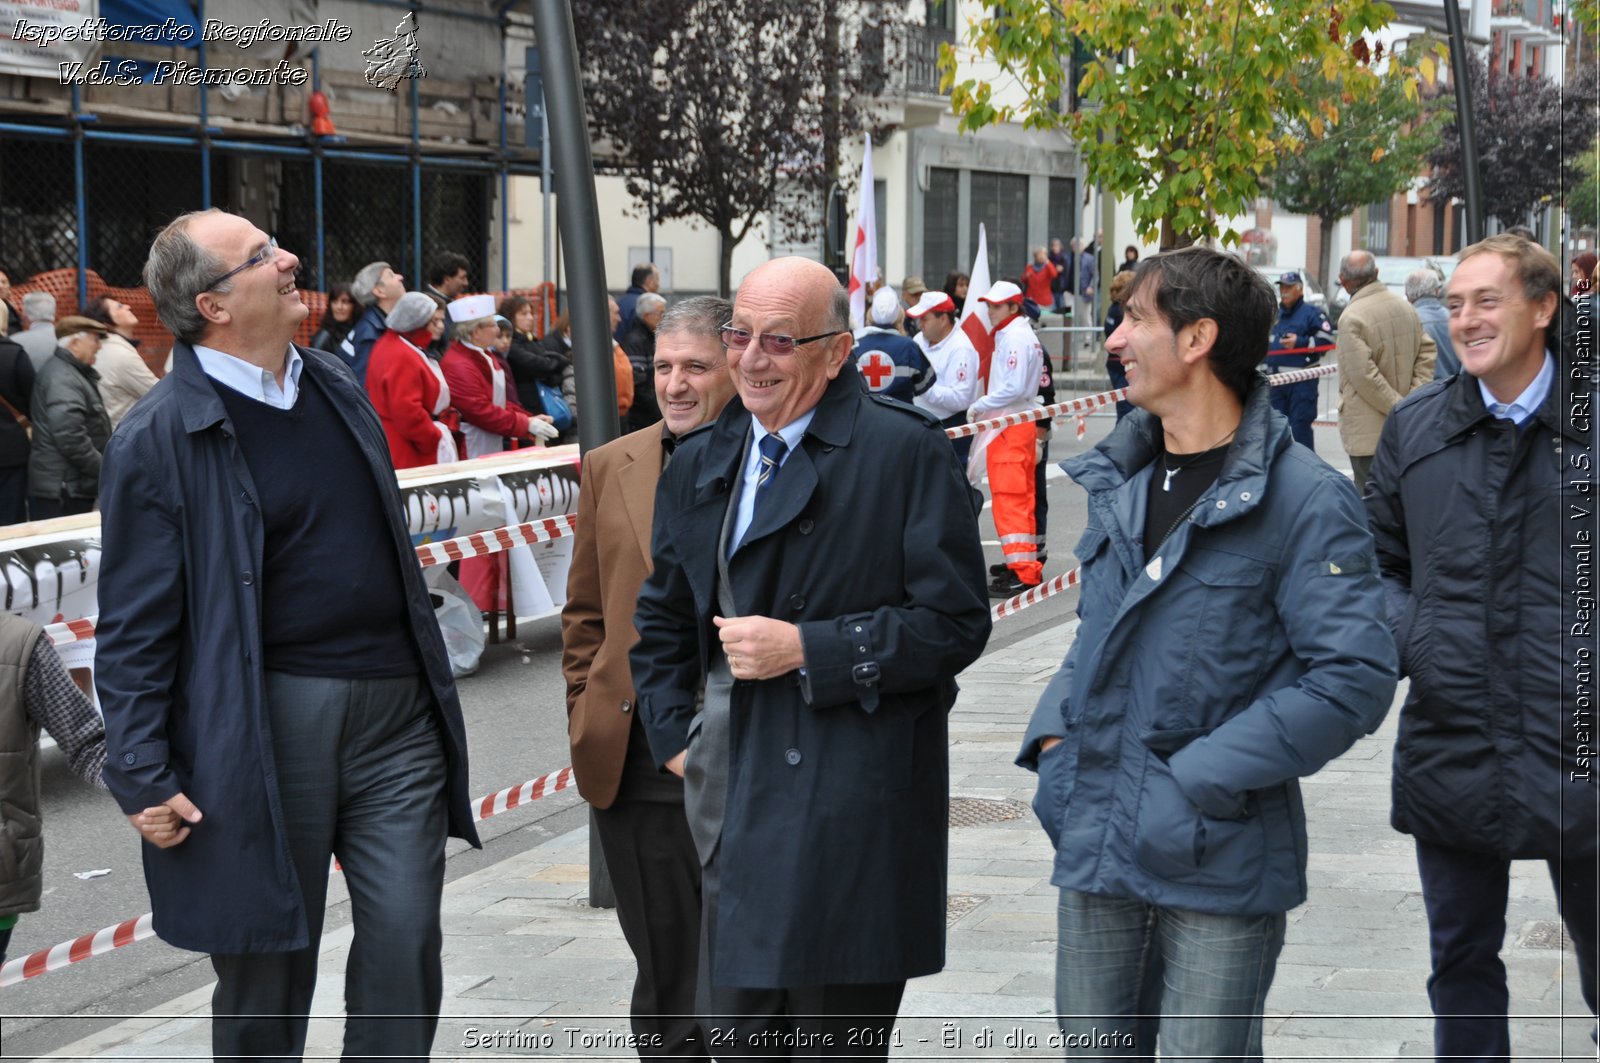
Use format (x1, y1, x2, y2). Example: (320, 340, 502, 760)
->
(1272, 50, 1442, 293)
(940, 0, 1425, 248)
(1570, 140, 1600, 232)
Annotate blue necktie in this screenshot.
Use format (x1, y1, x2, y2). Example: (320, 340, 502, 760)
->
(755, 433, 787, 503)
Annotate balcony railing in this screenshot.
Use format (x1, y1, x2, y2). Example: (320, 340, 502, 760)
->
(905, 24, 955, 97)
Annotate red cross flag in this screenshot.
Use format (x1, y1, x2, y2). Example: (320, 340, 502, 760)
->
(846, 133, 877, 330)
(858, 350, 895, 391)
(959, 223, 995, 386)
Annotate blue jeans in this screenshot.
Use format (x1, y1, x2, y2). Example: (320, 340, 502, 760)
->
(1055, 890, 1286, 1060)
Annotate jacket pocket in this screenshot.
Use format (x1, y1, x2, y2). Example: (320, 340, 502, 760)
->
(1134, 756, 1264, 889)
(1031, 729, 1078, 849)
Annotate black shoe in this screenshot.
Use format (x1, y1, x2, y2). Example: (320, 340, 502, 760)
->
(989, 561, 1011, 578)
(988, 573, 1034, 598)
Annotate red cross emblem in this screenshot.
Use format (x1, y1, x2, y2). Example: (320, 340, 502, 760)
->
(957, 367, 967, 381)
(1006, 354, 1018, 370)
(858, 351, 895, 391)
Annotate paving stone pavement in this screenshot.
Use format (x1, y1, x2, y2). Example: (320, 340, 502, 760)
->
(45, 624, 1594, 1061)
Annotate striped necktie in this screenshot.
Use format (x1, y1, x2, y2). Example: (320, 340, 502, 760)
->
(755, 433, 787, 501)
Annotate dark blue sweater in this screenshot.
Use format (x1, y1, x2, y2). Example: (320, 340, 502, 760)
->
(215, 371, 419, 678)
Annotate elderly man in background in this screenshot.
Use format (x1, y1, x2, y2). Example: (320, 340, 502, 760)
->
(632, 257, 990, 1057)
(1405, 268, 1458, 380)
(1334, 249, 1435, 493)
(14, 292, 58, 371)
(347, 260, 407, 384)
(563, 296, 737, 1060)
(96, 209, 479, 1060)
(621, 291, 666, 431)
(28, 316, 109, 520)
(82, 296, 158, 429)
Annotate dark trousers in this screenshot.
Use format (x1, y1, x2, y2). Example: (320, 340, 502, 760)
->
(1415, 839, 1599, 1063)
(211, 671, 449, 1063)
(1034, 437, 1050, 552)
(697, 865, 905, 1061)
(592, 723, 709, 1058)
(0, 466, 26, 526)
(0, 924, 10, 965)
(1264, 354, 1318, 451)
(939, 412, 972, 471)
(28, 493, 93, 520)
(1349, 454, 1374, 498)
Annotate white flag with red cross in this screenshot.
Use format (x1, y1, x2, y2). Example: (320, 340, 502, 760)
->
(846, 134, 877, 331)
(958, 223, 994, 386)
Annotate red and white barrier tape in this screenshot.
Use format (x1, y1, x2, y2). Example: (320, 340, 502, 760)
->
(0, 763, 581, 989)
(991, 566, 1082, 621)
(39, 515, 583, 649)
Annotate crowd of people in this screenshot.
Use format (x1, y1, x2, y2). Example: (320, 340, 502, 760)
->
(0, 216, 1591, 1063)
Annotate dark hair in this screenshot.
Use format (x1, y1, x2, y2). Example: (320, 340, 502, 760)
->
(427, 252, 470, 287)
(1124, 245, 1139, 261)
(314, 282, 358, 348)
(1126, 246, 1275, 401)
(630, 263, 657, 288)
(81, 295, 117, 327)
(498, 294, 535, 332)
(942, 270, 969, 293)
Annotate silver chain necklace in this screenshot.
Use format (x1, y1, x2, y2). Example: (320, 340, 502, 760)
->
(1160, 429, 1237, 492)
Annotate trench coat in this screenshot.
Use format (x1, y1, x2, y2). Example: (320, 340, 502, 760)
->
(630, 371, 992, 986)
(95, 341, 479, 955)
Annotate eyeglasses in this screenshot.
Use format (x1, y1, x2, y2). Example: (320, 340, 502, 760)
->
(204, 237, 279, 292)
(719, 324, 844, 357)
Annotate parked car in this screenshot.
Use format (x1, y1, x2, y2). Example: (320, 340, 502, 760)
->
(1328, 255, 1451, 318)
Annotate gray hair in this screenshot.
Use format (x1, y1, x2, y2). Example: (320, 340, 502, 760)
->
(1339, 250, 1378, 286)
(351, 261, 390, 307)
(386, 291, 438, 333)
(657, 295, 731, 342)
(1404, 268, 1444, 302)
(21, 291, 55, 323)
(637, 292, 667, 316)
(143, 208, 230, 344)
(827, 286, 850, 333)
(453, 316, 496, 343)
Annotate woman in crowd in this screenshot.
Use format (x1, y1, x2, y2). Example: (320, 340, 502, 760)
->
(365, 291, 460, 469)
(440, 294, 558, 457)
(943, 271, 970, 317)
(1571, 252, 1596, 300)
(1102, 269, 1135, 421)
(1117, 245, 1140, 274)
(311, 282, 359, 358)
(81, 296, 157, 430)
(499, 294, 567, 420)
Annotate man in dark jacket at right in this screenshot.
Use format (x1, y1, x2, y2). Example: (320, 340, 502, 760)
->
(1366, 234, 1597, 1061)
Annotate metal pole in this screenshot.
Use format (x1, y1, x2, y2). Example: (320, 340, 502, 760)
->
(411, 76, 423, 286)
(531, 0, 615, 451)
(71, 84, 88, 308)
(499, 70, 510, 292)
(541, 107, 553, 332)
(313, 48, 325, 290)
(199, 0, 211, 208)
(530, 0, 617, 911)
(1442, 0, 1483, 243)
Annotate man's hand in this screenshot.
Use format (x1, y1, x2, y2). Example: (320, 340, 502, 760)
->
(1280, 332, 1298, 350)
(128, 792, 202, 849)
(1040, 736, 1063, 753)
(714, 614, 805, 681)
(665, 750, 687, 778)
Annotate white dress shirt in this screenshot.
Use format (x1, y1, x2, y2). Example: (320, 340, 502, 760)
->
(1477, 351, 1554, 427)
(194, 344, 303, 409)
(732, 409, 816, 550)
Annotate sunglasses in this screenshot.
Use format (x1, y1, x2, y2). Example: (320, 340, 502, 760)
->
(719, 324, 844, 357)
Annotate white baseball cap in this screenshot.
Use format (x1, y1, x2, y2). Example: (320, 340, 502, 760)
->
(869, 287, 902, 326)
(906, 291, 956, 318)
(978, 280, 1024, 306)
(447, 293, 495, 322)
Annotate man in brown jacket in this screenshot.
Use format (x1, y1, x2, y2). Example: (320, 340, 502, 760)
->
(560, 295, 735, 1059)
(1334, 250, 1436, 492)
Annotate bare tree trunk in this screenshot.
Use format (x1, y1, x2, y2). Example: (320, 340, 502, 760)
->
(719, 225, 737, 298)
(1318, 215, 1336, 298)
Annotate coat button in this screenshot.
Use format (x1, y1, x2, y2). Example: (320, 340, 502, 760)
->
(242, 571, 254, 585)
(784, 748, 802, 766)
(621, 699, 632, 713)
(790, 594, 806, 611)
(798, 518, 815, 534)
(123, 752, 136, 765)
(241, 492, 253, 505)
(1215, 500, 1227, 510)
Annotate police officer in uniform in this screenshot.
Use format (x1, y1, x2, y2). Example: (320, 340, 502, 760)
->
(1265, 271, 1332, 451)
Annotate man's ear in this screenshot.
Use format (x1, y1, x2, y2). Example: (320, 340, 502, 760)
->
(823, 331, 852, 379)
(1534, 290, 1558, 331)
(1180, 318, 1219, 365)
(195, 290, 230, 328)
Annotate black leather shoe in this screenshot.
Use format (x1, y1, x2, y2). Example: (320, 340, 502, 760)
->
(989, 561, 1011, 577)
(988, 573, 1035, 598)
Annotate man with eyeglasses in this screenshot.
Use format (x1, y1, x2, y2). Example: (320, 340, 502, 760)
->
(631, 256, 991, 1059)
(563, 296, 737, 1060)
(95, 209, 479, 1062)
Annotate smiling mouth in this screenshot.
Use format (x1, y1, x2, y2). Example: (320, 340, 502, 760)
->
(279, 282, 297, 296)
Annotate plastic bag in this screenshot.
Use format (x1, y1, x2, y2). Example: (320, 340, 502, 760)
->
(431, 572, 485, 678)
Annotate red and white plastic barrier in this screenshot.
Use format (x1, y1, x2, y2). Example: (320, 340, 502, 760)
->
(0, 763, 582, 989)
(990, 566, 1082, 622)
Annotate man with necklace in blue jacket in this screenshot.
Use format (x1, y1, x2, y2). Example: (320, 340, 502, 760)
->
(1019, 246, 1398, 1060)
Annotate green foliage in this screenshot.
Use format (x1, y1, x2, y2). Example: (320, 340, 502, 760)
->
(941, 0, 1424, 246)
(1571, 140, 1600, 231)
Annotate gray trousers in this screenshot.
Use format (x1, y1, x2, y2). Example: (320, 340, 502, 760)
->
(211, 671, 449, 1063)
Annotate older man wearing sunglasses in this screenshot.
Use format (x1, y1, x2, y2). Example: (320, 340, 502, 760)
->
(631, 256, 991, 1058)
(95, 209, 478, 1062)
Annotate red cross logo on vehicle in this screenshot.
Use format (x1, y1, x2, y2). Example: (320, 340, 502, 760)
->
(858, 351, 895, 391)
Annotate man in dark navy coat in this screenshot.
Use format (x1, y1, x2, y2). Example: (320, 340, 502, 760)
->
(96, 209, 479, 1062)
(631, 256, 991, 1058)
